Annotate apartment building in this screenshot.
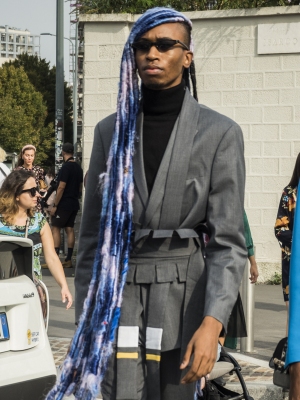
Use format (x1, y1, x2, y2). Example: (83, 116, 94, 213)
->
(0, 25, 40, 66)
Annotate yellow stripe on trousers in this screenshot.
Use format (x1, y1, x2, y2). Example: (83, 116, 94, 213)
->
(146, 354, 161, 362)
(116, 352, 139, 359)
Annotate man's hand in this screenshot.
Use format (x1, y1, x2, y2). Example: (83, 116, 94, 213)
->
(249, 255, 259, 284)
(180, 316, 222, 384)
(49, 206, 57, 216)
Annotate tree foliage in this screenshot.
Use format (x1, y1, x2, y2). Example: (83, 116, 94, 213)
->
(0, 65, 53, 164)
(6, 54, 74, 164)
(78, 0, 298, 13)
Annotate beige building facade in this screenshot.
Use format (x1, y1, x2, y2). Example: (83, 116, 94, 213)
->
(79, 6, 300, 282)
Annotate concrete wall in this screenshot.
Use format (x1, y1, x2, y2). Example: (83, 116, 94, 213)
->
(79, 6, 300, 282)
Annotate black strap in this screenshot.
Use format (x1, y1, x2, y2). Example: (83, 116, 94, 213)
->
(0, 165, 8, 178)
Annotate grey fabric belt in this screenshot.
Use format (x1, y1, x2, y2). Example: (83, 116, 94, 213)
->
(134, 228, 199, 242)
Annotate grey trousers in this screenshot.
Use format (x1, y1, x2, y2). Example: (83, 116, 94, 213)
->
(101, 347, 195, 400)
(101, 282, 195, 400)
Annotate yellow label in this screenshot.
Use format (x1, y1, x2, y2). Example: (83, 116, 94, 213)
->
(27, 329, 32, 345)
(116, 352, 139, 359)
(146, 354, 161, 362)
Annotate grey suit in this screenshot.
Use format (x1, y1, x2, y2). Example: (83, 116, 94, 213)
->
(75, 89, 247, 399)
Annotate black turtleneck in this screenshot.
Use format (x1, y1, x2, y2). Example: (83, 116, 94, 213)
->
(142, 80, 186, 194)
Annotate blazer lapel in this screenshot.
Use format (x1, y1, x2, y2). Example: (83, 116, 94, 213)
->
(142, 118, 179, 229)
(159, 90, 201, 229)
(133, 112, 148, 211)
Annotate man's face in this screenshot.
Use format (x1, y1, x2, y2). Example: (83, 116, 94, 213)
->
(134, 23, 193, 90)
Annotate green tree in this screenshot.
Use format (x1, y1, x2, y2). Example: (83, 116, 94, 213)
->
(0, 65, 53, 164)
(79, 0, 298, 13)
(6, 54, 73, 162)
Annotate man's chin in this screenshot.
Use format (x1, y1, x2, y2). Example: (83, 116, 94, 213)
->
(143, 81, 166, 90)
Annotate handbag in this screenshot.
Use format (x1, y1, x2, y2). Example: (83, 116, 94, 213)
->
(269, 337, 290, 389)
(39, 178, 47, 190)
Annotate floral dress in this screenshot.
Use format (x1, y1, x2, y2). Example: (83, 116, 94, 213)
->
(0, 212, 46, 280)
(275, 185, 297, 301)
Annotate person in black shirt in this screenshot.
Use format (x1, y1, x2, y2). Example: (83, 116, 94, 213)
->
(50, 143, 83, 268)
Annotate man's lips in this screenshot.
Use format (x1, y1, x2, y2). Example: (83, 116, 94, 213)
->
(143, 65, 162, 75)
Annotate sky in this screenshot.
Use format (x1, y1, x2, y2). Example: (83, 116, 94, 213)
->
(1, 0, 73, 82)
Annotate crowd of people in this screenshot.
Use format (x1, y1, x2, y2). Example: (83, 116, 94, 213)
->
(0, 6, 299, 400)
(0, 142, 83, 313)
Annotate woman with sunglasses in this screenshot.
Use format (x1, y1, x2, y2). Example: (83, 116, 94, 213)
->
(0, 170, 72, 309)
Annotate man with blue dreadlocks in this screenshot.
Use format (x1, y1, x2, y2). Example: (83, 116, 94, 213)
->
(46, 7, 247, 400)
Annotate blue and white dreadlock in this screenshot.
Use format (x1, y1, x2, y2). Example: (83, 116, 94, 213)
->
(46, 7, 194, 400)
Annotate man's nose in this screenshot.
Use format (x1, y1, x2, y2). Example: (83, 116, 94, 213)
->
(146, 45, 160, 59)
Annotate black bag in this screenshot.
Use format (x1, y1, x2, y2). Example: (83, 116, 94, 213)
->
(201, 380, 241, 400)
(269, 337, 290, 389)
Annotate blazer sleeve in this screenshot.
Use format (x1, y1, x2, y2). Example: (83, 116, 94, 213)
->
(74, 122, 107, 323)
(204, 123, 247, 331)
(244, 211, 254, 257)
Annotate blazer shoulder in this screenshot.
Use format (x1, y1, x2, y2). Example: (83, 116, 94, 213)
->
(95, 112, 115, 134)
(198, 103, 240, 132)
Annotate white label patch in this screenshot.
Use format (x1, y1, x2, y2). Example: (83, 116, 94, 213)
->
(117, 326, 139, 348)
(146, 327, 163, 350)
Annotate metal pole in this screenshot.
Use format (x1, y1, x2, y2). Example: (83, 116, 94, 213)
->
(55, 0, 64, 174)
(73, 22, 78, 148)
(240, 259, 255, 353)
(69, 38, 76, 147)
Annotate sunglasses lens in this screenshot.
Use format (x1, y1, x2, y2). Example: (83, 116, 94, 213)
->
(156, 40, 176, 52)
(132, 42, 151, 51)
(30, 188, 38, 196)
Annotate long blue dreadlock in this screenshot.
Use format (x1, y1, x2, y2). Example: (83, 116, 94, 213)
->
(46, 8, 194, 400)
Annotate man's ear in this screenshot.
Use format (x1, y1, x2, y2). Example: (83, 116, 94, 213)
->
(184, 52, 193, 69)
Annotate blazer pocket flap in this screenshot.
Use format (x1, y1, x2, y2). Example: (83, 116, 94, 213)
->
(176, 261, 188, 282)
(156, 263, 177, 283)
(126, 263, 137, 283)
(135, 264, 155, 283)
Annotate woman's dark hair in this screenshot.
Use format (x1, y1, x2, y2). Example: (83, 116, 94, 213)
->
(289, 153, 300, 188)
(17, 145, 36, 167)
(0, 169, 36, 224)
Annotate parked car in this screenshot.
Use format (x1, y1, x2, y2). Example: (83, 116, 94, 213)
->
(0, 236, 56, 399)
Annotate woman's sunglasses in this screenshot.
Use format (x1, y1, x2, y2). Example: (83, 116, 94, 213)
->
(131, 39, 189, 53)
(20, 187, 40, 197)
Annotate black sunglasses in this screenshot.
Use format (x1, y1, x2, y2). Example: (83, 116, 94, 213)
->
(20, 187, 40, 197)
(131, 39, 189, 53)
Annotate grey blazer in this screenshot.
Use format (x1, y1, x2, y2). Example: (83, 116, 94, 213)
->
(75, 89, 247, 335)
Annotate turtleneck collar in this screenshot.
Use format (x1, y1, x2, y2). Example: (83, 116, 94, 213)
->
(142, 80, 186, 116)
